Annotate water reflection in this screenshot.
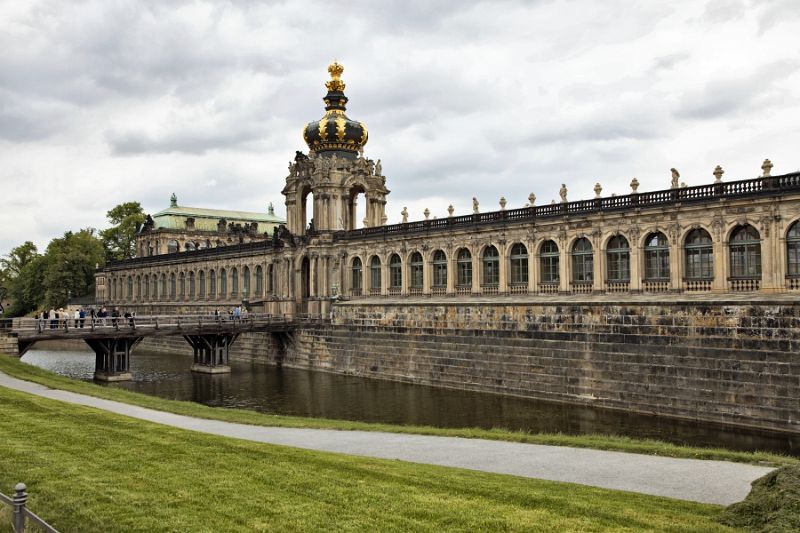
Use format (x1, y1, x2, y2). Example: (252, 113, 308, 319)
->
(20, 348, 799, 457)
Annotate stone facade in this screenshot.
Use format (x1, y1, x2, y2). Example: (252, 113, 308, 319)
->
(91, 63, 800, 433)
(285, 299, 800, 433)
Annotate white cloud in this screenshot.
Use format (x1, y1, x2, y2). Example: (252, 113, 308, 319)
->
(0, 0, 799, 254)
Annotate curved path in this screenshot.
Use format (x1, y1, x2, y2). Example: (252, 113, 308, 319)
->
(0, 371, 771, 505)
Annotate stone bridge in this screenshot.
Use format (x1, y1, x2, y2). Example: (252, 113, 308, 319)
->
(0, 314, 315, 381)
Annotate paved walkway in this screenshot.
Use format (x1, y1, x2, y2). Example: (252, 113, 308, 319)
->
(0, 371, 771, 505)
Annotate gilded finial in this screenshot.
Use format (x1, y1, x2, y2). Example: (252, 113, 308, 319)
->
(326, 61, 346, 92)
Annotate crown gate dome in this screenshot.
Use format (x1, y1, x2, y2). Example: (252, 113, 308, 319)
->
(302, 62, 368, 158)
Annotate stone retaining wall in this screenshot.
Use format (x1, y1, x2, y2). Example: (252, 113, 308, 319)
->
(0, 333, 19, 355)
(279, 301, 800, 434)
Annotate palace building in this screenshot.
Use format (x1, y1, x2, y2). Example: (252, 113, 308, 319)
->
(94, 63, 800, 434)
(100, 62, 800, 313)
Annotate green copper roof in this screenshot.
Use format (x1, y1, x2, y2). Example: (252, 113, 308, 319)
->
(151, 205, 284, 232)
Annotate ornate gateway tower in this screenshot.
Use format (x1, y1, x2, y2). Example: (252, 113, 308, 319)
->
(283, 62, 389, 235)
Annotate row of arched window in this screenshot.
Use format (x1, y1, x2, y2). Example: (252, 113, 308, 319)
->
(109, 264, 277, 302)
(349, 222, 800, 293)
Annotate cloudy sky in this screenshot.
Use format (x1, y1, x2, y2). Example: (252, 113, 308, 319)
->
(1, 0, 799, 255)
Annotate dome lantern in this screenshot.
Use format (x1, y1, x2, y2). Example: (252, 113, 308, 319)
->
(302, 62, 368, 158)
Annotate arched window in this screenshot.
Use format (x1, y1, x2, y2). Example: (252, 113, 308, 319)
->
(136, 275, 142, 299)
(220, 268, 227, 297)
(127, 276, 133, 299)
(160, 274, 166, 299)
(433, 250, 447, 288)
(539, 240, 560, 284)
(644, 232, 670, 280)
(370, 256, 382, 291)
(199, 270, 206, 298)
(510, 243, 528, 286)
(267, 264, 274, 295)
(389, 254, 402, 289)
(684, 229, 713, 279)
(351, 258, 362, 294)
(256, 266, 263, 296)
(243, 266, 251, 298)
(730, 225, 761, 278)
(143, 275, 149, 299)
(788, 221, 800, 276)
(169, 273, 176, 298)
(457, 248, 472, 287)
(210, 270, 217, 298)
(167, 240, 179, 254)
(572, 238, 593, 282)
(188, 271, 196, 298)
(409, 252, 423, 289)
(179, 272, 186, 298)
(606, 236, 630, 282)
(482, 246, 499, 286)
(111, 278, 117, 300)
(231, 267, 239, 296)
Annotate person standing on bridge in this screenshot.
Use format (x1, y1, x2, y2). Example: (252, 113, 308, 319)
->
(233, 305, 241, 322)
(74, 308, 80, 328)
(49, 308, 56, 330)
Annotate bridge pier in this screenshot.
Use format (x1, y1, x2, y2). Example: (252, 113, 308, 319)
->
(184, 333, 238, 374)
(85, 337, 142, 382)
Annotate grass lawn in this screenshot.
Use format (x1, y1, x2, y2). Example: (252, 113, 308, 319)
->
(0, 385, 738, 532)
(0, 354, 796, 468)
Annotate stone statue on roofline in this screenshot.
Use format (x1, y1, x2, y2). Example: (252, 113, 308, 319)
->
(559, 184, 568, 203)
(170, 193, 178, 207)
(401, 207, 409, 223)
(670, 168, 680, 189)
(472, 197, 479, 214)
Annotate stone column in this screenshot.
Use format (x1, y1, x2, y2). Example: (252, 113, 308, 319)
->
(629, 243, 641, 291)
(447, 254, 455, 294)
(423, 254, 431, 295)
(712, 240, 727, 292)
(560, 243, 570, 293)
(593, 239, 604, 292)
(471, 250, 480, 294)
(669, 238, 682, 291)
(498, 243, 508, 294)
(381, 258, 389, 296)
(528, 242, 537, 292)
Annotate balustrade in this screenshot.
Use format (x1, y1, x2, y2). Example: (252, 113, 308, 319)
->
(729, 278, 761, 292)
(509, 284, 528, 295)
(538, 283, 559, 294)
(571, 282, 593, 294)
(786, 277, 800, 290)
(605, 281, 630, 293)
(642, 280, 670, 293)
(684, 279, 712, 292)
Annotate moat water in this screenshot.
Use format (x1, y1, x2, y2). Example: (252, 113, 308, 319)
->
(21, 348, 800, 457)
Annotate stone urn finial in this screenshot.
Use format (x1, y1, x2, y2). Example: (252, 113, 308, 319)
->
(761, 158, 773, 177)
(423, 208, 430, 220)
(499, 196, 507, 210)
(447, 204, 454, 217)
(630, 177, 639, 193)
(713, 165, 724, 183)
(528, 193, 536, 206)
(594, 183, 602, 198)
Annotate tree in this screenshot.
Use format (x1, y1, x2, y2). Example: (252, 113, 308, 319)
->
(7, 255, 46, 316)
(0, 241, 38, 276)
(41, 229, 105, 308)
(100, 202, 146, 261)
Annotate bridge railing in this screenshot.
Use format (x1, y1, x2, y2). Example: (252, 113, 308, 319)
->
(4, 313, 324, 336)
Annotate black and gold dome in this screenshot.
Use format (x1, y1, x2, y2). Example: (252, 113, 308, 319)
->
(302, 62, 368, 158)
